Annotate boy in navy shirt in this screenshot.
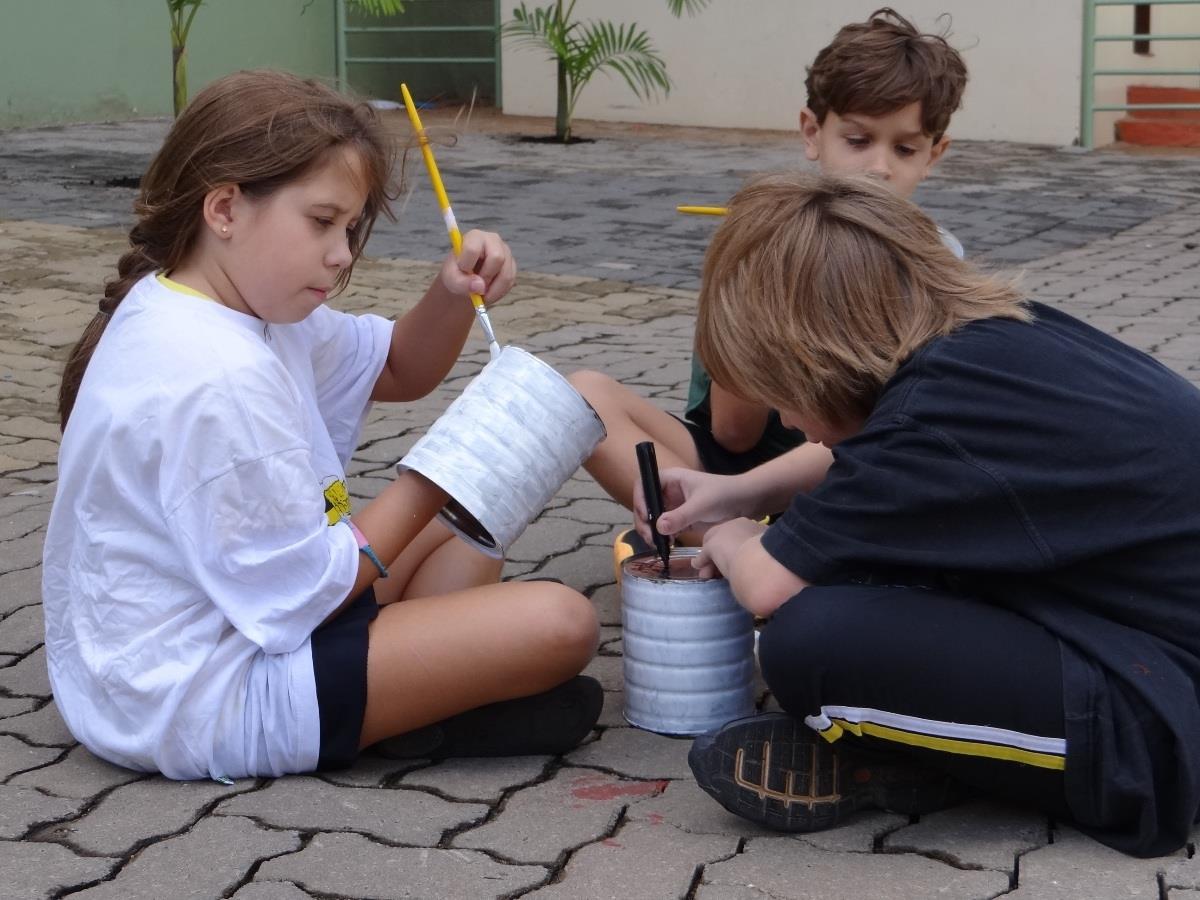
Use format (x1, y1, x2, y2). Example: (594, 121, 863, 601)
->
(641, 171, 1200, 857)
(569, 8, 968, 564)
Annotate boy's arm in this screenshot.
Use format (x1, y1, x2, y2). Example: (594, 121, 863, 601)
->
(700, 518, 809, 617)
(736, 442, 834, 515)
(649, 442, 834, 538)
(708, 382, 771, 454)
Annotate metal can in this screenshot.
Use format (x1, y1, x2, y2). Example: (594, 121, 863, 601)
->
(398, 346, 606, 558)
(620, 547, 756, 735)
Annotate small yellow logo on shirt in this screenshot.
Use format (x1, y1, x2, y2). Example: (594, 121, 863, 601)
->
(322, 477, 352, 526)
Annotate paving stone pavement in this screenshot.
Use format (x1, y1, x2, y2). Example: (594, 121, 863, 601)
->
(0, 115, 1199, 899)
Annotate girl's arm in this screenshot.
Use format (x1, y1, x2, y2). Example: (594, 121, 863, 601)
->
(371, 230, 516, 402)
(326, 469, 449, 618)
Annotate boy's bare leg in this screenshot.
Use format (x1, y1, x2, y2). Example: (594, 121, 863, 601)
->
(569, 370, 702, 510)
(359, 580, 598, 747)
(371, 518, 503, 605)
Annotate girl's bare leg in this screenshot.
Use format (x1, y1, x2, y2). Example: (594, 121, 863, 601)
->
(371, 518, 504, 606)
(569, 370, 701, 510)
(358, 580, 598, 748)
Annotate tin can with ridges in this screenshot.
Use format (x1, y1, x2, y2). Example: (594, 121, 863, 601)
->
(398, 346, 606, 558)
(621, 547, 756, 735)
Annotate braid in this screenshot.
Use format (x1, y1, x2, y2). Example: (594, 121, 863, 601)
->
(58, 226, 163, 430)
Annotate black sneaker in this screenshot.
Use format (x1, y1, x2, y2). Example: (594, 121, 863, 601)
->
(688, 712, 965, 831)
(371, 675, 604, 760)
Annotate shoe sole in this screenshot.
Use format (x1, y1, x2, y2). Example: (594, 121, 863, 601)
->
(688, 712, 865, 831)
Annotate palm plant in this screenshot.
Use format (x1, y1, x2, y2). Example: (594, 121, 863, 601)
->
(504, 0, 710, 142)
(166, 0, 407, 117)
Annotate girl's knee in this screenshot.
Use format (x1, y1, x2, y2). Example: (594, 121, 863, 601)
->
(528, 582, 599, 664)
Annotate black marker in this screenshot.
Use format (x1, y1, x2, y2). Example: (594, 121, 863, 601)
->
(635, 441, 672, 574)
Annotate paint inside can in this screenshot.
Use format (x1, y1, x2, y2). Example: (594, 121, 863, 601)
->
(398, 346, 606, 558)
(621, 547, 757, 736)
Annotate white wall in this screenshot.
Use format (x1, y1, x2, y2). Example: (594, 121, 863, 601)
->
(1091, 4, 1200, 146)
(500, 1, 1083, 146)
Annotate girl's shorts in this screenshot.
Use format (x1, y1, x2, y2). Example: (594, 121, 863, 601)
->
(311, 587, 379, 770)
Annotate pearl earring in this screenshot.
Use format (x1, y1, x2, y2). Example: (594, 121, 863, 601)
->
(221, 226, 228, 234)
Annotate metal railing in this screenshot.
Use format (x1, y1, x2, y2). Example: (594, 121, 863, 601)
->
(1081, 0, 1200, 147)
(335, 0, 501, 103)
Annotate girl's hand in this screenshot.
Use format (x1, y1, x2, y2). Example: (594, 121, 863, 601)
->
(439, 230, 517, 304)
(694, 517, 766, 579)
(632, 467, 748, 544)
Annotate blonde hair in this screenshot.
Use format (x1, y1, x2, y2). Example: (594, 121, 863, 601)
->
(696, 171, 1029, 424)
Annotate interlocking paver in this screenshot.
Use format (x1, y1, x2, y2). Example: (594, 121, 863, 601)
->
(525, 820, 737, 899)
(398, 755, 553, 802)
(0, 700, 73, 746)
(0, 645, 50, 697)
(0, 734, 59, 779)
(68, 816, 301, 900)
(215, 775, 489, 845)
(566, 725, 693, 780)
(2, 113, 1199, 897)
(0, 784, 84, 839)
(10, 744, 142, 799)
(42, 777, 245, 856)
(0, 841, 116, 900)
(453, 766, 667, 864)
(698, 834, 1012, 899)
(1006, 826, 1181, 898)
(883, 800, 1048, 872)
(255, 832, 547, 899)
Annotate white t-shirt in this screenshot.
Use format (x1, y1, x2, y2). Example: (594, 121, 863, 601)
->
(42, 274, 393, 779)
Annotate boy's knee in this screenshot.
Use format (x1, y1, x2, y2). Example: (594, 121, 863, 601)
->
(758, 585, 872, 681)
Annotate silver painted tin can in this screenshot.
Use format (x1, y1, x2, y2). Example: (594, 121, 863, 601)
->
(621, 547, 756, 735)
(398, 346, 606, 558)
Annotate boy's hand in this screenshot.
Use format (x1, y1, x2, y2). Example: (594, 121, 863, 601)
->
(633, 467, 747, 544)
(439, 229, 517, 304)
(694, 517, 766, 579)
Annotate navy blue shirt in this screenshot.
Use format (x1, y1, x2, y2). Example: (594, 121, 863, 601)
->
(763, 302, 1200, 854)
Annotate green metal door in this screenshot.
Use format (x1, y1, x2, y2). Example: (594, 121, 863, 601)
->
(336, 0, 500, 106)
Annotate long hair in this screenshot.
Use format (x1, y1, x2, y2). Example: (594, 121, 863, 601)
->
(57, 69, 399, 430)
(805, 8, 968, 141)
(696, 171, 1029, 424)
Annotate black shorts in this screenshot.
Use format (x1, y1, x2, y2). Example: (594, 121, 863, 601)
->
(311, 587, 379, 770)
(679, 415, 803, 477)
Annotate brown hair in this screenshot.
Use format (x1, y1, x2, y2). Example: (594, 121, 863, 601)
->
(696, 171, 1029, 424)
(805, 8, 968, 141)
(57, 69, 399, 430)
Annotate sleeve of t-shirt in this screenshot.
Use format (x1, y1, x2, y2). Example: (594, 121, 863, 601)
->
(301, 305, 394, 466)
(158, 355, 361, 655)
(761, 417, 1053, 585)
(166, 448, 360, 655)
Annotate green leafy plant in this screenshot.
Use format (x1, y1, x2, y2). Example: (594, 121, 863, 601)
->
(504, 0, 709, 142)
(166, 0, 407, 117)
(167, 0, 202, 117)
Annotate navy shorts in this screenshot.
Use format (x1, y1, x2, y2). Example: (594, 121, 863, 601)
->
(678, 415, 804, 477)
(311, 587, 379, 770)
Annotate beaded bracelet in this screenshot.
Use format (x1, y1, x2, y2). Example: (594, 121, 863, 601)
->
(346, 519, 389, 579)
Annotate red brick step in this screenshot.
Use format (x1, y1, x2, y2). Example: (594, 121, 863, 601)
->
(1115, 85, 1200, 147)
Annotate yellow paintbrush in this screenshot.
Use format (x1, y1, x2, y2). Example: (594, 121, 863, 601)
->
(400, 83, 501, 359)
(676, 205, 729, 216)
